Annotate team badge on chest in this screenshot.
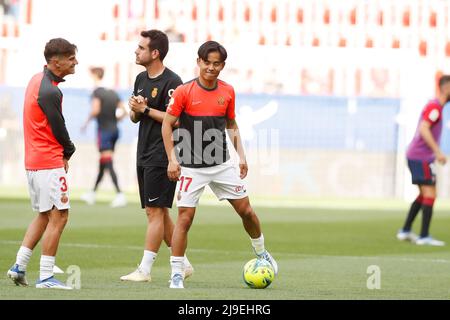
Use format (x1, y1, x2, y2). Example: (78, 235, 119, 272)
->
(217, 96, 225, 105)
(151, 88, 158, 98)
(61, 193, 69, 204)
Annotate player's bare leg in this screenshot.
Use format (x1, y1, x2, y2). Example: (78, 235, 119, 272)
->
(41, 208, 68, 256)
(35, 208, 72, 289)
(121, 207, 193, 282)
(145, 207, 165, 252)
(7, 213, 49, 286)
(121, 206, 163, 282)
(169, 207, 196, 288)
(163, 208, 194, 278)
(229, 197, 278, 275)
(22, 212, 50, 249)
(228, 197, 261, 238)
(163, 209, 175, 246)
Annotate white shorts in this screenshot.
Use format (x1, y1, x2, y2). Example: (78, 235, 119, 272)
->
(26, 167, 70, 212)
(176, 161, 248, 207)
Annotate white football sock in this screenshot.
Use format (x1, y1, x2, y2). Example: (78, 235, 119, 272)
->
(16, 246, 32, 272)
(169, 247, 192, 267)
(250, 233, 266, 255)
(170, 256, 185, 278)
(39, 255, 55, 281)
(139, 250, 157, 275)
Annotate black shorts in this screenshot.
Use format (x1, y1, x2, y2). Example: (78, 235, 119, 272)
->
(137, 166, 176, 208)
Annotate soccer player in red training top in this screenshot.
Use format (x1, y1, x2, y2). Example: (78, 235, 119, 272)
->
(397, 75, 450, 246)
(7, 38, 77, 289)
(162, 40, 278, 289)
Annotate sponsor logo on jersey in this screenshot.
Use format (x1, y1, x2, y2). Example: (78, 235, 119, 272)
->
(151, 88, 158, 98)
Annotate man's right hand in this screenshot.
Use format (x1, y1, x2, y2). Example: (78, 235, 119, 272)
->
(63, 158, 69, 173)
(167, 160, 181, 181)
(435, 150, 447, 165)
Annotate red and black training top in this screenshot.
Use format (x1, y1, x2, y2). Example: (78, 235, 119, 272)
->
(23, 66, 76, 170)
(167, 78, 236, 168)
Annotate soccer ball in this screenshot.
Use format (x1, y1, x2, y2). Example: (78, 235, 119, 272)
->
(242, 258, 274, 289)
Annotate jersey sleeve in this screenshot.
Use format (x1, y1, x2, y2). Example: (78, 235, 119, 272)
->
(132, 74, 140, 96)
(91, 87, 100, 100)
(166, 85, 185, 117)
(226, 86, 236, 120)
(38, 91, 76, 159)
(422, 102, 441, 124)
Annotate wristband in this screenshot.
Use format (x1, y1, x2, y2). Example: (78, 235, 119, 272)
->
(143, 106, 151, 115)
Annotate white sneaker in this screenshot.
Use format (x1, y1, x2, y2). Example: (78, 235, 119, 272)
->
(167, 263, 194, 284)
(81, 191, 96, 205)
(120, 268, 151, 282)
(111, 193, 127, 208)
(415, 236, 445, 246)
(257, 250, 278, 276)
(184, 264, 194, 279)
(36, 276, 73, 290)
(396, 230, 418, 242)
(7, 264, 28, 287)
(169, 273, 184, 289)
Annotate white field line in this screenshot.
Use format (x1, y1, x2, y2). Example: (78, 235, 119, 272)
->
(1, 240, 449, 264)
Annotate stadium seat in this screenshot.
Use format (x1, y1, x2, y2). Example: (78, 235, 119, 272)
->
(419, 40, 427, 56)
(402, 8, 410, 27)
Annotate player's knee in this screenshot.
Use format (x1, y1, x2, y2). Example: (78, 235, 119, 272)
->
(49, 212, 68, 230)
(178, 213, 194, 231)
(145, 207, 164, 219)
(238, 205, 255, 219)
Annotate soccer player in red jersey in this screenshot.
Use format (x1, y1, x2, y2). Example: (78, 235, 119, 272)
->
(162, 41, 278, 288)
(397, 75, 450, 246)
(7, 38, 77, 289)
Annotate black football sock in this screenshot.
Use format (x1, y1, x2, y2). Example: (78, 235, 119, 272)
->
(402, 197, 423, 231)
(105, 161, 121, 193)
(94, 162, 106, 191)
(420, 204, 433, 238)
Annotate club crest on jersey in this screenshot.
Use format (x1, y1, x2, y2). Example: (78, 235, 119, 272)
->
(151, 88, 158, 98)
(61, 193, 69, 204)
(217, 96, 225, 105)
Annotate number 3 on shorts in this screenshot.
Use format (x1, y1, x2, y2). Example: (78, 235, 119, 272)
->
(60, 177, 68, 192)
(179, 176, 192, 192)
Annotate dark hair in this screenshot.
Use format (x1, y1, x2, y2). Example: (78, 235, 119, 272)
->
(197, 41, 227, 62)
(439, 75, 450, 89)
(89, 67, 104, 80)
(140, 29, 169, 61)
(44, 38, 77, 63)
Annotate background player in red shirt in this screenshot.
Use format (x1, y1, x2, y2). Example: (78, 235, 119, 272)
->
(162, 41, 277, 289)
(7, 38, 77, 289)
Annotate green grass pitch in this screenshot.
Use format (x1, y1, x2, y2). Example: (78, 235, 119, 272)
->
(1, 197, 450, 300)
